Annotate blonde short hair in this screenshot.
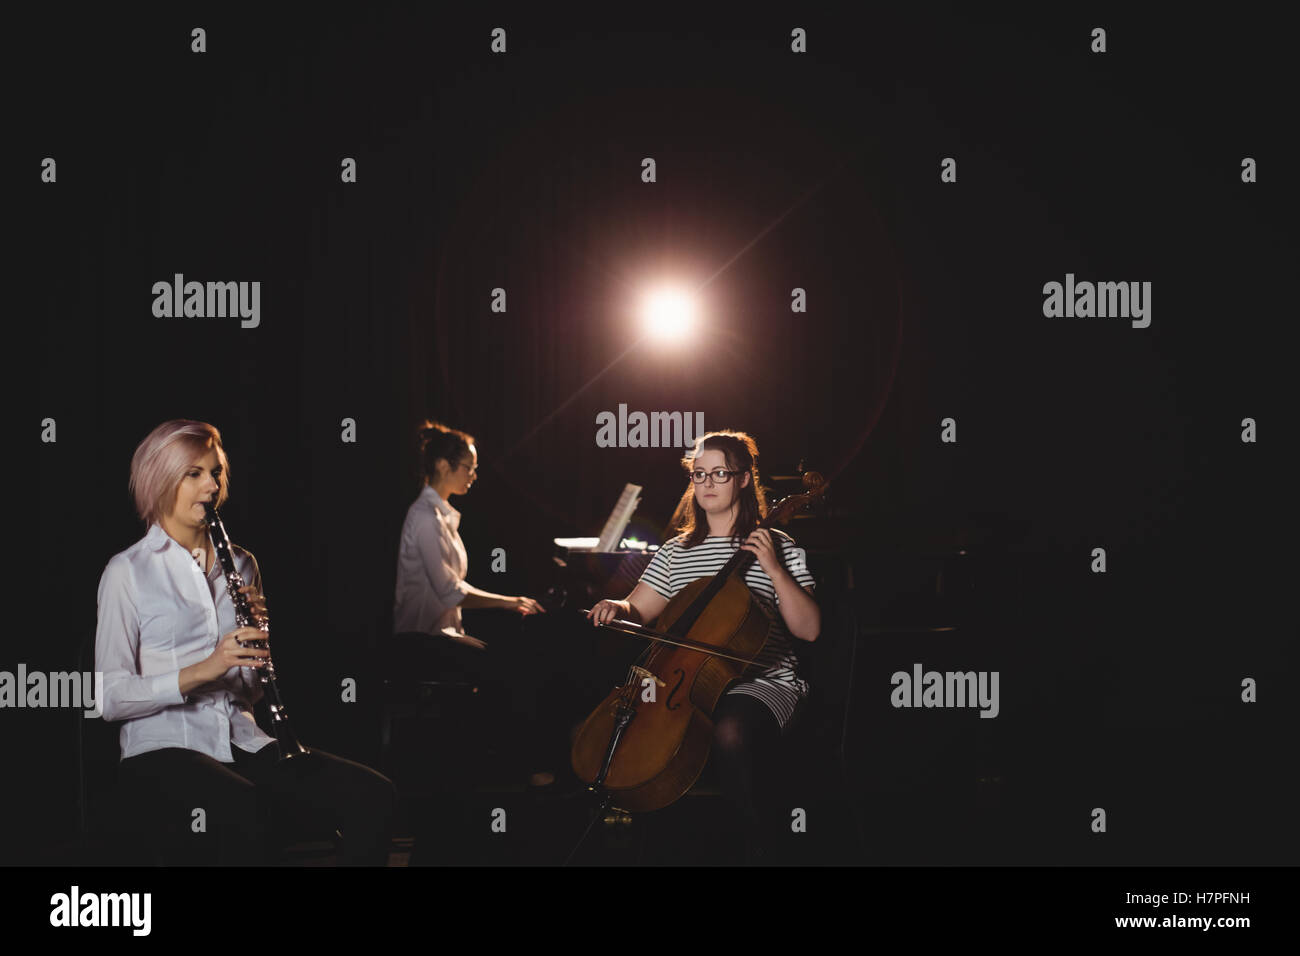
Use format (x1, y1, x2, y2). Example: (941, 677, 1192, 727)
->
(129, 420, 231, 526)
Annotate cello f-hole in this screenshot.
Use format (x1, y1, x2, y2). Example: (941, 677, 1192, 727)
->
(665, 667, 686, 710)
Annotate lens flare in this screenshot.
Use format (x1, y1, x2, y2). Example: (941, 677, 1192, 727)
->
(640, 286, 698, 341)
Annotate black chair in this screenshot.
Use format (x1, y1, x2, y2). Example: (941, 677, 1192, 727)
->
(786, 576, 863, 862)
(74, 630, 148, 864)
(374, 587, 483, 791)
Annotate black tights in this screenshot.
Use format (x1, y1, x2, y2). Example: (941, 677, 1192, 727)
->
(710, 693, 788, 846)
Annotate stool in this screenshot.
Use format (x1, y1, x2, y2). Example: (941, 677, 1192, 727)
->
(379, 678, 481, 793)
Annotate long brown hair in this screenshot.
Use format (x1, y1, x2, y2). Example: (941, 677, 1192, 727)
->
(672, 430, 767, 549)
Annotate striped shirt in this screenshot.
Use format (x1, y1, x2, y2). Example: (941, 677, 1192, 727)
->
(638, 530, 816, 729)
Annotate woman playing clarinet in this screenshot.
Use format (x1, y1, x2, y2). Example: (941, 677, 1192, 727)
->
(96, 419, 396, 865)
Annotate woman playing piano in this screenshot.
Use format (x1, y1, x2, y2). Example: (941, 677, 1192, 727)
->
(393, 421, 545, 642)
(393, 420, 552, 784)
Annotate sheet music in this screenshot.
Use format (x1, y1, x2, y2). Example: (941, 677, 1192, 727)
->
(595, 483, 642, 552)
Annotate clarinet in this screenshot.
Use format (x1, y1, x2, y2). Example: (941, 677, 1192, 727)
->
(203, 501, 309, 761)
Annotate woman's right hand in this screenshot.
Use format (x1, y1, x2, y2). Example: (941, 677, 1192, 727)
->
(204, 627, 271, 680)
(587, 599, 631, 626)
(509, 595, 546, 616)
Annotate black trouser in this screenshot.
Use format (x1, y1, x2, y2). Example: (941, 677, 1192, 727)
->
(710, 693, 790, 854)
(117, 741, 397, 866)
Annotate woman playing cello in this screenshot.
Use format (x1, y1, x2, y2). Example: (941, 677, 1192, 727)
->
(587, 430, 819, 861)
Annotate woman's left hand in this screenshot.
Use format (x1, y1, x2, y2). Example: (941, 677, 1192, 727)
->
(239, 585, 268, 625)
(741, 529, 781, 576)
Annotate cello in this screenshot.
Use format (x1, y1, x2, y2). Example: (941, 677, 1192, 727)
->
(570, 471, 829, 814)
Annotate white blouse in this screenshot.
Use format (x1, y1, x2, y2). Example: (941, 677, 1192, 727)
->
(393, 484, 469, 635)
(94, 521, 275, 762)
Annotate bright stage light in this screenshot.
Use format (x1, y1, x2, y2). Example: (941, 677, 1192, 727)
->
(640, 286, 698, 342)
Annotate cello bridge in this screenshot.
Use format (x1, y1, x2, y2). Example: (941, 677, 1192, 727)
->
(629, 665, 665, 688)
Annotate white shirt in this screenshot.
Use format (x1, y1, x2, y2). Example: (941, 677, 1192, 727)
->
(94, 521, 275, 762)
(393, 484, 469, 635)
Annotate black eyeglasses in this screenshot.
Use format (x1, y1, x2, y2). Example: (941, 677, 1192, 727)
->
(455, 460, 478, 476)
(689, 469, 743, 484)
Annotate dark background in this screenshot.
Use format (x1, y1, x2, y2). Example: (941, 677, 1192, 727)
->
(8, 5, 1295, 866)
